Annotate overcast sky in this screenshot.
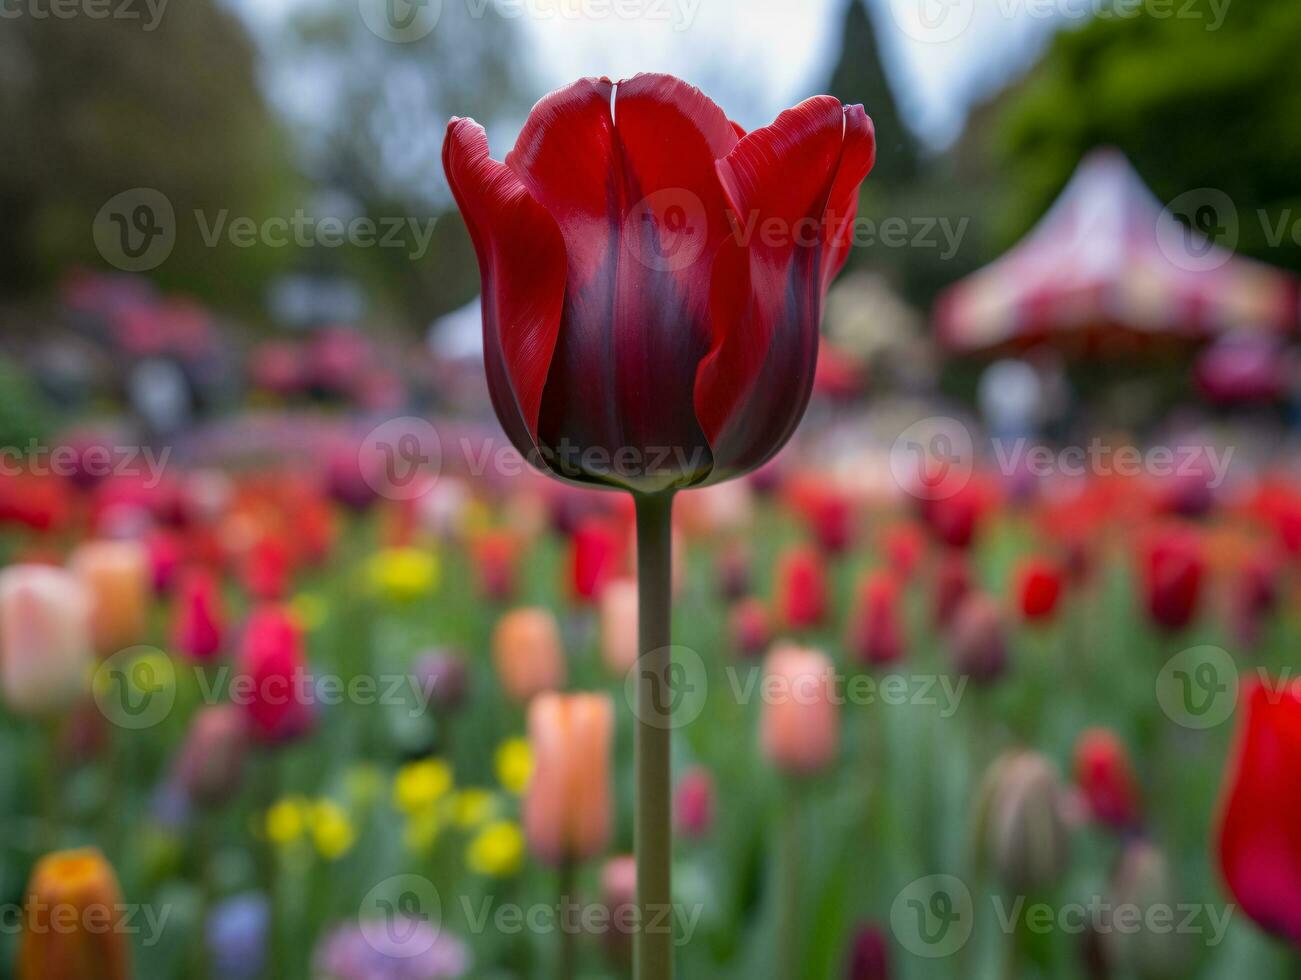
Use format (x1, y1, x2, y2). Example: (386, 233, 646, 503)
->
(231, 0, 1067, 150)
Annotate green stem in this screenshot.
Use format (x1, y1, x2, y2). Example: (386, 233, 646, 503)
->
(778, 782, 801, 980)
(39, 717, 62, 851)
(634, 492, 674, 980)
(557, 860, 577, 980)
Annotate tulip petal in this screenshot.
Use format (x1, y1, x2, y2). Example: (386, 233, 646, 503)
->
(821, 104, 876, 292)
(443, 117, 566, 449)
(696, 97, 869, 476)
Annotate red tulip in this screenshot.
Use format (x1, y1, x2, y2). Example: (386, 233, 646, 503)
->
(845, 924, 891, 980)
(472, 529, 519, 602)
(1217, 677, 1301, 944)
(443, 74, 875, 492)
(1230, 550, 1281, 649)
(776, 545, 828, 630)
(932, 551, 971, 629)
(1139, 527, 1204, 633)
(918, 483, 982, 551)
(1073, 727, 1142, 832)
(883, 523, 924, 582)
(171, 567, 225, 662)
(570, 517, 623, 605)
(242, 534, 292, 603)
(237, 606, 314, 744)
(789, 480, 855, 556)
(1015, 558, 1063, 622)
(848, 570, 905, 667)
(675, 766, 715, 840)
(728, 597, 771, 659)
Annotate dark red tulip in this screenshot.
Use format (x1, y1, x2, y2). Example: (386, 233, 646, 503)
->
(845, 924, 891, 980)
(674, 766, 715, 840)
(1073, 727, 1142, 832)
(932, 551, 971, 629)
(172, 567, 225, 662)
(948, 592, 1007, 684)
(1015, 558, 1064, 623)
(883, 523, 924, 582)
(238, 606, 314, 745)
(776, 545, 828, 630)
(1230, 550, 1282, 649)
(443, 74, 875, 492)
(848, 569, 905, 667)
(570, 517, 623, 604)
(1217, 677, 1301, 945)
(1139, 527, 1204, 633)
(918, 482, 983, 551)
(729, 597, 770, 659)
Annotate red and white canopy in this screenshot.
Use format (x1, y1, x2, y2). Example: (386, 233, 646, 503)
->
(936, 149, 1298, 354)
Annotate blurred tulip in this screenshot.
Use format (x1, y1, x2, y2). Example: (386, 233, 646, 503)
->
(848, 569, 905, 667)
(324, 445, 380, 512)
(715, 543, 751, 600)
(414, 649, 470, 714)
(599, 578, 639, 675)
(570, 518, 623, 604)
(175, 704, 248, 807)
(675, 766, 716, 840)
(68, 539, 150, 656)
(0, 565, 93, 716)
(491, 607, 566, 704)
(315, 919, 470, 979)
(761, 644, 839, 775)
(975, 751, 1071, 892)
(599, 855, 637, 960)
(948, 592, 1008, 685)
(932, 551, 971, 629)
(845, 924, 891, 980)
(918, 484, 982, 550)
(524, 692, 613, 865)
(1073, 728, 1142, 833)
(18, 848, 130, 980)
(729, 597, 771, 660)
(1230, 550, 1281, 649)
(472, 530, 519, 602)
(1217, 677, 1301, 944)
(171, 567, 225, 662)
(1015, 558, 1063, 622)
(1103, 840, 1188, 979)
(883, 523, 924, 582)
(776, 545, 829, 630)
(242, 534, 292, 603)
(237, 606, 314, 744)
(791, 483, 854, 556)
(144, 529, 185, 594)
(1139, 527, 1204, 633)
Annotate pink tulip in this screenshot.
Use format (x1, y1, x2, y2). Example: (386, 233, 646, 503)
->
(675, 766, 716, 839)
(171, 567, 225, 662)
(0, 565, 93, 716)
(524, 692, 613, 865)
(599, 578, 639, 675)
(492, 607, 567, 704)
(237, 606, 314, 744)
(761, 644, 839, 775)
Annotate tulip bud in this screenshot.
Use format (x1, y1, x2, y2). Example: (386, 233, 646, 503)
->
(599, 855, 637, 961)
(776, 545, 829, 630)
(715, 543, 751, 601)
(413, 649, 469, 714)
(932, 551, 971, 629)
(675, 766, 715, 840)
(68, 540, 150, 656)
(491, 607, 566, 704)
(948, 592, 1008, 685)
(599, 578, 638, 675)
(1139, 528, 1203, 633)
(570, 518, 622, 605)
(18, 848, 131, 980)
(1073, 728, 1142, 833)
(1103, 841, 1188, 979)
(171, 567, 225, 662)
(238, 606, 314, 744)
(975, 751, 1071, 892)
(848, 570, 905, 667)
(145, 529, 184, 595)
(472, 530, 519, 602)
(1015, 558, 1063, 622)
(524, 692, 613, 865)
(761, 644, 839, 775)
(883, 523, 924, 582)
(729, 598, 771, 660)
(845, 923, 891, 980)
(919, 484, 982, 550)
(175, 704, 248, 807)
(0, 565, 93, 716)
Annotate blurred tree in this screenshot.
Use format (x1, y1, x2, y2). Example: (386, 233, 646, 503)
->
(0, 0, 299, 306)
(992, 0, 1301, 272)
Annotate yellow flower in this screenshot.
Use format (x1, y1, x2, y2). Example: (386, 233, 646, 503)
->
(494, 738, 532, 795)
(291, 592, 327, 632)
(467, 820, 524, 877)
(451, 789, 497, 829)
(266, 796, 310, 846)
(344, 764, 384, 807)
(309, 800, 356, 861)
(366, 548, 439, 602)
(393, 759, 453, 814)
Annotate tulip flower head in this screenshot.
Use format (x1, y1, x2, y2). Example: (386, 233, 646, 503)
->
(443, 74, 875, 492)
(948, 592, 1009, 685)
(1104, 840, 1188, 978)
(491, 607, 567, 704)
(776, 544, 829, 631)
(237, 606, 315, 744)
(675, 766, 716, 840)
(845, 924, 891, 980)
(761, 644, 839, 776)
(1014, 558, 1063, 623)
(68, 539, 150, 656)
(1217, 677, 1301, 945)
(524, 692, 614, 865)
(1139, 527, 1204, 633)
(728, 597, 771, 660)
(0, 565, 94, 716)
(176, 704, 249, 808)
(570, 517, 623, 604)
(975, 750, 1071, 892)
(171, 566, 225, 662)
(599, 577, 639, 675)
(848, 569, 905, 667)
(18, 848, 131, 980)
(1073, 727, 1142, 833)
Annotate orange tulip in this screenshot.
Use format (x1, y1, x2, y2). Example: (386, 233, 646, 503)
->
(0, 565, 93, 716)
(18, 848, 131, 980)
(68, 541, 150, 657)
(524, 692, 613, 865)
(599, 578, 639, 675)
(491, 607, 566, 704)
(761, 644, 839, 775)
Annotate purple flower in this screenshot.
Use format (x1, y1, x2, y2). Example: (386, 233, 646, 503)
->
(315, 919, 470, 980)
(207, 893, 270, 979)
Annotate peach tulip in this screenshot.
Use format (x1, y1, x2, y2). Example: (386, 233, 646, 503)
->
(761, 644, 839, 775)
(0, 565, 93, 716)
(524, 692, 613, 865)
(68, 540, 150, 657)
(492, 607, 566, 704)
(599, 578, 639, 675)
